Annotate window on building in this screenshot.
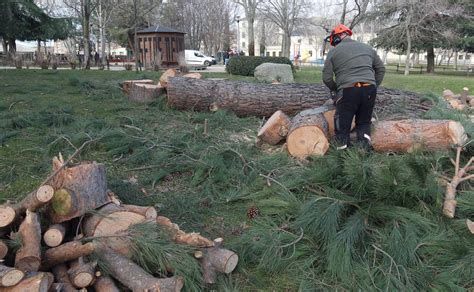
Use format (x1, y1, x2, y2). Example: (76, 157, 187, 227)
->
(242, 42, 246, 48)
(424, 55, 427, 60)
(459, 55, 464, 60)
(279, 51, 282, 57)
(242, 32, 246, 38)
(309, 38, 313, 45)
(309, 50, 313, 57)
(466, 55, 471, 60)
(266, 52, 270, 57)
(272, 51, 276, 57)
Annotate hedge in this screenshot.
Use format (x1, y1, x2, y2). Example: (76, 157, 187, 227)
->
(226, 56, 294, 76)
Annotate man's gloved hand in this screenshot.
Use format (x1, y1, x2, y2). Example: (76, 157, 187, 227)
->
(330, 91, 338, 105)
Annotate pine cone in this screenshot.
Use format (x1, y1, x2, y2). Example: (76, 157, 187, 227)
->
(247, 206, 260, 219)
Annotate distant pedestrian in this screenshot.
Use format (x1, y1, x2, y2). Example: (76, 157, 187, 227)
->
(224, 50, 230, 66)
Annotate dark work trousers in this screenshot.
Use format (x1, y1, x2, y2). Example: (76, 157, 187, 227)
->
(334, 85, 377, 147)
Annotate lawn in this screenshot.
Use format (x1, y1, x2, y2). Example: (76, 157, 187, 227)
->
(0, 68, 472, 291)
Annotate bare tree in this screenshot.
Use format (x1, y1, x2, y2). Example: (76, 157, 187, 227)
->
(234, 0, 261, 56)
(92, 0, 117, 67)
(260, 0, 308, 58)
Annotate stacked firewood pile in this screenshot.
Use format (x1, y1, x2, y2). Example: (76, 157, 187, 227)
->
(257, 105, 467, 159)
(0, 154, 238, 291)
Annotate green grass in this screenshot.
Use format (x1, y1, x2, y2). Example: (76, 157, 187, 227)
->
(0, 68, 472, 291)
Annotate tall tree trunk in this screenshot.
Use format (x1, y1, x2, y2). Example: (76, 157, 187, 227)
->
(223, 11, 230, 50)
(99, 0, 106, 66)
(282, 32, 291, 58)
(404, 29, 411, 76)
(454, 50, 458, 70)
(83, 0, 91, 70)
(259, 20, 266, 56)
(2, 38, 8, 56)
(248, 17, 255, 56)
(426, 46, 435, 73)
(7, 38, 16, 57)
(133, 0, 140, 72)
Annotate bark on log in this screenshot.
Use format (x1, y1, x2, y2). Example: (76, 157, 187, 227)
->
(15, 210, 42, 272)
(0, 264, 24, 287)
(41, 241, 96, 271)
(128, 84, 164, 103)
(194, 238, 238, 284)
(43, 223, 67, 247)
(121, 79, 154, 94)
(93, 276, 120, 292)
(160, 68, 177, 88)
(0, 239, 8, 259)
(83, 203, 147, 255)
(371, 120, 467, 152)
(287, 108, 330, 159)
(257, 110, 291, 145)
(156, 216, 214, 247)
(98, 247, 184, 292)
(48, 160, 109, 223)
(0, 185, 54, 228)
(67, 258, 96, 288)
(167, 77, 432, 118)
(2, 272, 54, 292)
(51, 264, 78, 292)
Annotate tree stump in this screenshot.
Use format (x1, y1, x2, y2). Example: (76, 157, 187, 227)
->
(98, 247, 184, 292)
(0, 265, 24, 287)
(371, 120, 467, 152)
(128, 83, 164, 103)
(15, 210, 42, 272)
(48, 159, 109, 223)
(121, 79, 154, 94)
(257, 110, 291, 145)
(287, 108, 330, 159)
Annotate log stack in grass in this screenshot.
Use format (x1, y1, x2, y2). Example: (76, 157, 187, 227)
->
(0, 154, 238, 291)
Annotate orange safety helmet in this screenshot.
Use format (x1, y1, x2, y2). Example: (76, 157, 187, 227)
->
(326, 24, 353, 46)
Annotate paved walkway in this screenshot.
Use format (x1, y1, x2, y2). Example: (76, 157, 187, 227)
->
(0, 64, 227, 73)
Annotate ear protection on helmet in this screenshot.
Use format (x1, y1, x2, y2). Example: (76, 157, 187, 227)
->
(324, 33, 342, 47)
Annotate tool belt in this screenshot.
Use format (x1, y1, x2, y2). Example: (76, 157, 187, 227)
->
(354, 82, 371, 87)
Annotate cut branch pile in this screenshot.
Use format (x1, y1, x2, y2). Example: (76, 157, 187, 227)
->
(442, 88, 473, 110)
(0, 154, 238, 291)
(258, 106, 467, 159)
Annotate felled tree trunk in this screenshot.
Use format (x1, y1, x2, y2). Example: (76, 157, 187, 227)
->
(287, 108, 330, 159)
(121, 79, 154, 94)
(194, 238, 239, 284)
(15, 210, 42, 272)
(67, 257, 96, 288)
(167, 78, 432, 118)
(51, 264, 77, 292)
(156, 216, 214, 247)
(128, 84, 164, 103)
(2, 272, 53, 292)
(41, 241, 96, 271)
(0, 264, 24, 287)
(257, 110, 291, 145)
(94, 276, 120, 292)
(48, 159, 109, 223)
(0, 185, 54, 228)
(43, 223, 67, 247)
(83, 203, 149, 255)
(98, 247, 184, 292)
(371, 120, 467, 152)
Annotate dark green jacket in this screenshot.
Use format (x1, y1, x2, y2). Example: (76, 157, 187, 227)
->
(322, 38, 385, 92)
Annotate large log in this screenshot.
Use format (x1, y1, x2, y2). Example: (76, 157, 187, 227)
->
(0, 264, 24, 287)
(48, 159, 109, 223)
(98, 247, 184, 292)
(2, 272, 54, 292)
(167, 77, 432, 118)
(41, 241, 96, 271)
(0, 185, 54, 228)
(15, 210, 42, 272)
(287, 108, 330, 159)
(371, 120, 467, 152)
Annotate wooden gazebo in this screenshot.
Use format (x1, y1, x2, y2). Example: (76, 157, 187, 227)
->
(136, 25, 185, 69)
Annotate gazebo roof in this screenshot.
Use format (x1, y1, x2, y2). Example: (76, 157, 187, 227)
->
(137, 25, 186, 34)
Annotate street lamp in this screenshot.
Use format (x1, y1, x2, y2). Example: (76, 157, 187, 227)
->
(236, 15, 240, 53)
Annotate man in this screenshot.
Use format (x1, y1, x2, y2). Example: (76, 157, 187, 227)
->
(322, 24, 385, 150)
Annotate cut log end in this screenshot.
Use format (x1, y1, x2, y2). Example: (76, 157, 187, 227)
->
(0, 206, 16, 228)
(0, 266, 24, 287)
(43, 224, 66, 247)
(448, 121, 467, 146)
(257, 110, 291, 145)
(36, 185, 54, 203)
(222, 253, 238, 274)
(0, 240, 8, 259)
(72, 272, 94, 288)
(287, 126, 329, 159)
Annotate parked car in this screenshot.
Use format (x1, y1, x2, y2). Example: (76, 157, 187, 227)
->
(185, 50, 214, 66)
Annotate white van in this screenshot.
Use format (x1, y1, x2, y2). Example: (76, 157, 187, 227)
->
(185, 50, 215, 66)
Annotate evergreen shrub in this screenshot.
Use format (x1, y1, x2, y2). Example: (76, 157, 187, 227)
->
(226, 56, 294, 76)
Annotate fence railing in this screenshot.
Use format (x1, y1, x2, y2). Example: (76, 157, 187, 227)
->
(386, 64, 472, 76)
